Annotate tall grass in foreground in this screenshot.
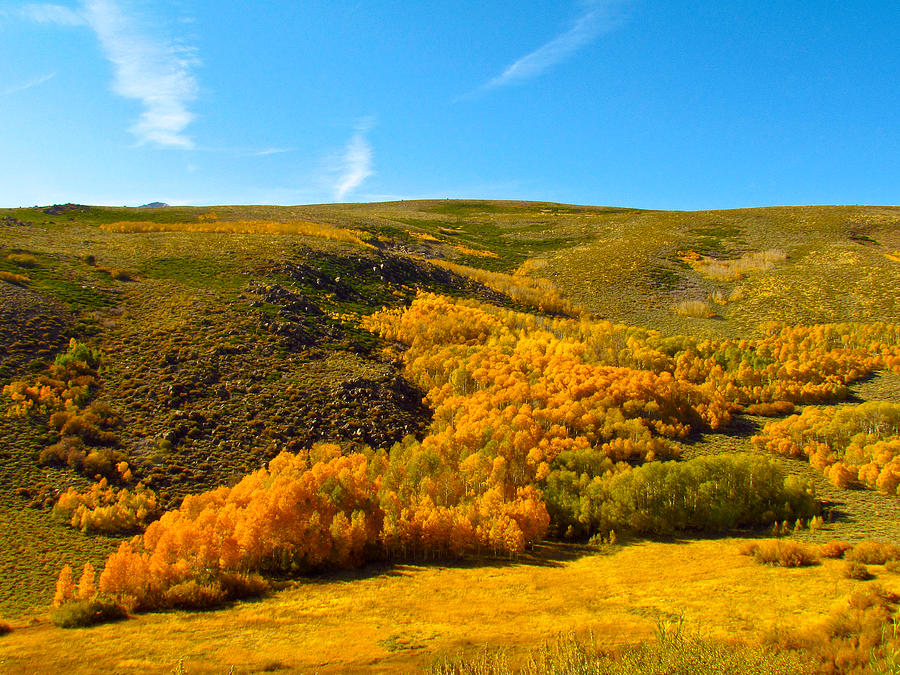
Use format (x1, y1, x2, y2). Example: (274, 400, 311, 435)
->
(429, 622, 816, 674)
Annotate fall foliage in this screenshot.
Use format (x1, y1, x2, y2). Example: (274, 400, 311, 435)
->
(53, 478, 159, 533)
(753, 401, 900, 494)
(47, 291, 900, 618)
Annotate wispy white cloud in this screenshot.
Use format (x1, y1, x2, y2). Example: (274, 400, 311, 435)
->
(20, 3, 85, 25)
(83, 0, 198, 147)
(334, 119, 375, 202)
(245, 147, 294, 157)
(1, 72, 56, 96)
(483, 0, 628, 91)
(21, 1, 199, 148)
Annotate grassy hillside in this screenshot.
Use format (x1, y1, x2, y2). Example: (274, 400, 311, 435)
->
(0, 200, 898, 672)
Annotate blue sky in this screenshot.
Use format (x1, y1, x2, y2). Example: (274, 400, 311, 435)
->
(1, 0, 898, 209)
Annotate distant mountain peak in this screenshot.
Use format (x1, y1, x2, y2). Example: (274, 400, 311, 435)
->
(140, 202, 169, 208)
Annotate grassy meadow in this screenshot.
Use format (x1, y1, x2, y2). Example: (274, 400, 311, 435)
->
(4, 538, 898, 673)
(0, 200, 898, 673)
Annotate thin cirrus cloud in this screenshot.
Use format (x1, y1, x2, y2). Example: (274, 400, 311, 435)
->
(334, 120, 375, 202)
(1, 72, 56, 96)
(483, 0, 629, 90)
(22, 1, 199, 148)
(245, 147, 294, 157)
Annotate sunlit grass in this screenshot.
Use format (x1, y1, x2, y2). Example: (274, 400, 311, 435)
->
(454, 243, 500, 258)
(100, 218, 369, 247)
(1, 538, 895, 672)
(672, 299, 718, 318)
(425, 257, 580, 315)
(679, 248, 787, 281)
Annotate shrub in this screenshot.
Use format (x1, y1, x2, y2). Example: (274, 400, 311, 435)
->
(846, 540, 900, 565)
(96, 266, 135, 281)
(672, 299, 717, 318)
(739, 541, 760, 557)
(847, 584, 899, 610)
(163, 581, 227, 610)
(745, 401, 795, 416)
(0, 621, 11, 636)
(39, 436, 86, 471)
(454, 244, 499, 258)
(425, 259, 579, 316)
(0, 270, 30, 285)
(820, 540, 854, 559)
(49, 597, 127, 628)
(844, 561, 874, 581)
(748, 540, 820, 567)
(6, 252, 37, 267)
(728, 286, 746, 302)
(885, 560, 900, 574)
(54, 338, 102, 370)
(218, 572, 269, 600)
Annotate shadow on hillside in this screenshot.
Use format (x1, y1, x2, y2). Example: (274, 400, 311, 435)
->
(681, 412, 763, 449)
(289, 540, 599, 590)
(723, 413, 764, 438)
(844, 370, 884, 404)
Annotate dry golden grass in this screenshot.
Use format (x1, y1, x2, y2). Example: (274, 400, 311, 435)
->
(426, 258, 579, 315)
(708, 286, 746, 306)
(100, 219, 369, 247)
(514, 257, 549, 276)
(6, 253, 37, 268)
(454, 243, 500, 258)
(820, 541, 854, 559)
(1, 538, 894, 673)
(0, 271, 30, 286)
(680, 249, 787, 281)
(846, 540, 900, 565)
(740, 540, 821, 567)
(412, 231, 441, 242)
(672, 299, 717, 318)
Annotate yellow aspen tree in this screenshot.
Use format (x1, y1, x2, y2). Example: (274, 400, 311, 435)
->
(53, 565, 75, 607)
(77, 562, 96, 600)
